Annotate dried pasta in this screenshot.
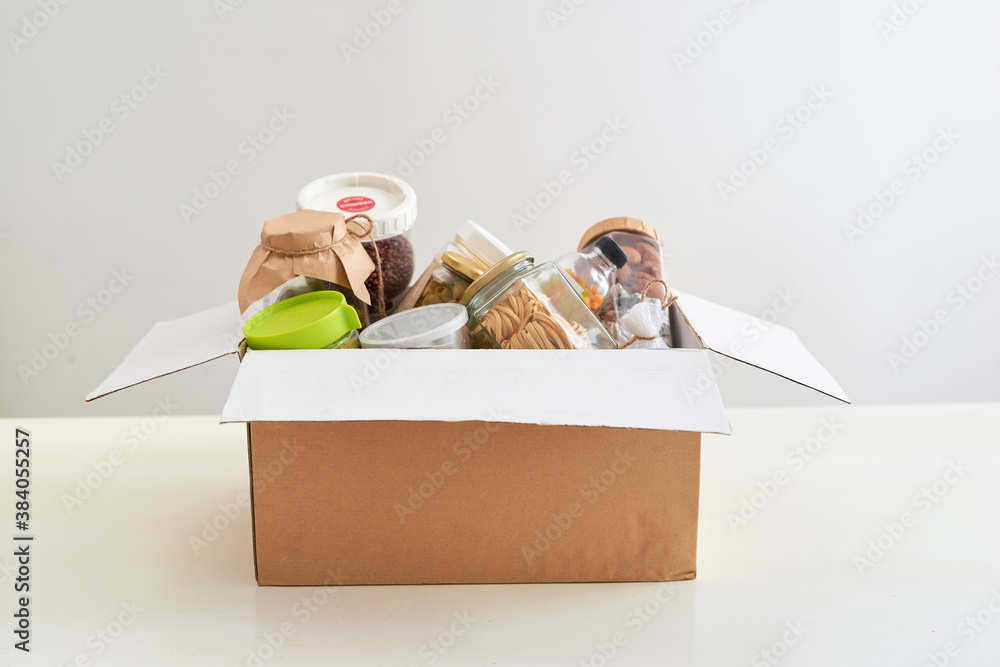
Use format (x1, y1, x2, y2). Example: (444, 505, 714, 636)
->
(479, 287, 588, 350)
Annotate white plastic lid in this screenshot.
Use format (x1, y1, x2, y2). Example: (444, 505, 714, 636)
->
(455, 220, 513, 269)
(359, 303, 469, 349)
(296, 172, 417, 238)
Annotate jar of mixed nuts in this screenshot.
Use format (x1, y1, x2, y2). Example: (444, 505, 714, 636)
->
(577, 217, 668, 330)
(296, 172, 417, 320)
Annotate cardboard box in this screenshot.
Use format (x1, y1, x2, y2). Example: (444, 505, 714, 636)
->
(88, 292, 847, 585)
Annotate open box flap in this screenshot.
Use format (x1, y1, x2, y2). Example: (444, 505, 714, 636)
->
(221, 348, 733, 434)
(674, 291, 849, 403)
(86, 303, 244, 401)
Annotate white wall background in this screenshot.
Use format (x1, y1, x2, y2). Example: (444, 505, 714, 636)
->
(2, 0, 998, 418)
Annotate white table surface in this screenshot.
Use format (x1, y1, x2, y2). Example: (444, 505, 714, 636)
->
(1, 404, 998, 666)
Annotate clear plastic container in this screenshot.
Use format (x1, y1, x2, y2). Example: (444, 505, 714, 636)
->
(554, 237, 628, 311)
(327, 329, 361, 349)
(360, 303, 472, 349)
(297, 172, 417, 318)
(462, 252, 617, 350)
(243, 291, 362, 350)
(252, 276, 328, 313)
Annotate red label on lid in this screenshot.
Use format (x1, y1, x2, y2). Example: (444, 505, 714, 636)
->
(336, 196, 376, 213)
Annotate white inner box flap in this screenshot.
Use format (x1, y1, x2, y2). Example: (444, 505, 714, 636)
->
(86, 303, 243, 401)
(221, 348, 732, 434)
(674, 291, 849, 403)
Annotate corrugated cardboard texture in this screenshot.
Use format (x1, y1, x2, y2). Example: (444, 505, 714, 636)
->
(250, 421, 700, 585)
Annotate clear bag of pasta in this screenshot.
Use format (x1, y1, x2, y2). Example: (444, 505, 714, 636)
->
(460, 251, 617, 350)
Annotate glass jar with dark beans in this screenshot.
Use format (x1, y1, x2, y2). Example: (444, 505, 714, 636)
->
(296, 171, 418, 321)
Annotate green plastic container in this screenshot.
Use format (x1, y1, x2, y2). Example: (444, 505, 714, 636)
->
(243, 291, 362, 350)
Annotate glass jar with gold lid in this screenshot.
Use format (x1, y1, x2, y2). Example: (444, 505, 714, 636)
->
(414, 251, 484, 307)
(460, 251, 617, 350)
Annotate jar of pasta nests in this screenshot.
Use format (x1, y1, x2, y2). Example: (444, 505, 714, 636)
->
(460, 251, 618, 350)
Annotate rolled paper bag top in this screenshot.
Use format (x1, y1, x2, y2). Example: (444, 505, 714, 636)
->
(238, 209, 376, 313)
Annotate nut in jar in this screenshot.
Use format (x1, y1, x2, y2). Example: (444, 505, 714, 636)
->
(577, 216, 667, 302)
(614, 235, 665, 299)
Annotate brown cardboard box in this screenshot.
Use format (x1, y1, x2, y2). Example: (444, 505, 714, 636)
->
(88, 293, 847, 585)
(251, 421, 699, 585)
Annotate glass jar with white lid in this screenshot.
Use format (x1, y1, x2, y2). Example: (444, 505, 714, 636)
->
(297, 172, 417, 320)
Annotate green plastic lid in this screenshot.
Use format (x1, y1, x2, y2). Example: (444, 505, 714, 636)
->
(243, 291, 361, 350)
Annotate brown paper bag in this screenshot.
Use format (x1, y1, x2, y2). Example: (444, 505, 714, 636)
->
(238, 209, 376, 314)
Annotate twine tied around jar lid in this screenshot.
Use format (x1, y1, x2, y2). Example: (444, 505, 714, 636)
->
(341, 214, 386, 319)
(619, 279, 678, 349)
(238, 209, 384, 315)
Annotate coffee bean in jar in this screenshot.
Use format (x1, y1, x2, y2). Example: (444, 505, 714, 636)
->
(361, 233, 414, 309)
(296, 171, 418, 320)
